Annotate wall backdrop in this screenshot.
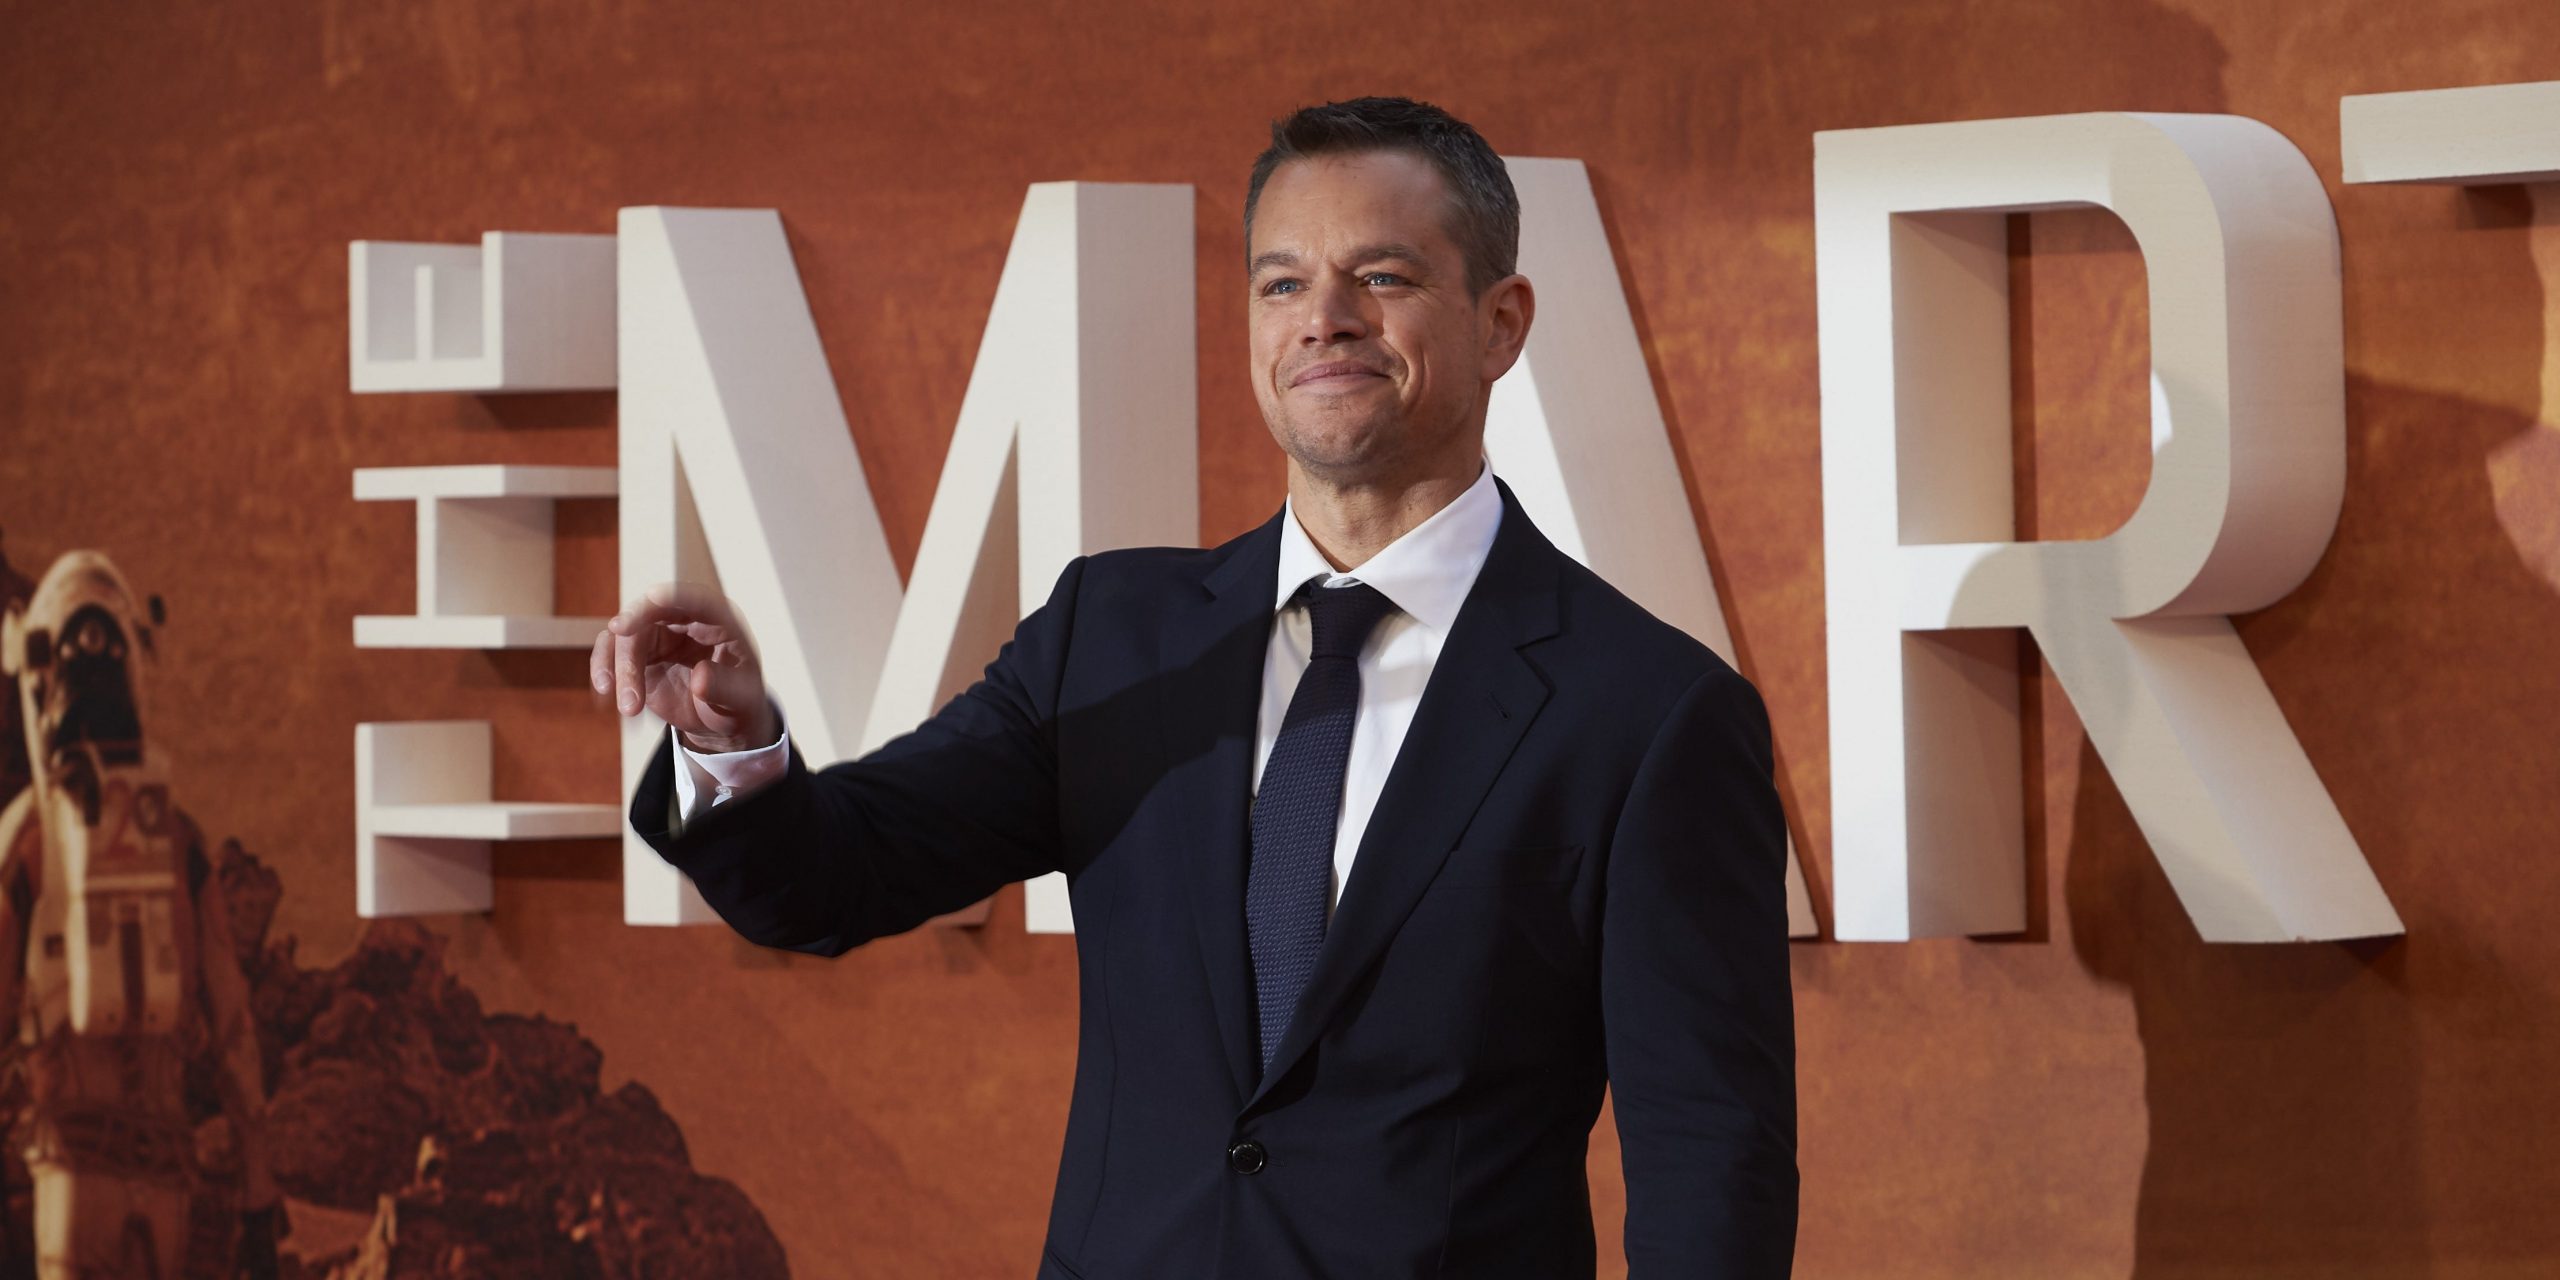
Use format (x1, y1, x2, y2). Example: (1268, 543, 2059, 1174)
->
(5, 0, 2558, 1275)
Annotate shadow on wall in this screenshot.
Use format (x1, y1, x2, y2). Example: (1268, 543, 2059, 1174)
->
(0, 535, 790, 1280)
(2060, 244, 2560, 1272)
(2063, 746, 2425, 1278)
(2493, 186, 2560, 594)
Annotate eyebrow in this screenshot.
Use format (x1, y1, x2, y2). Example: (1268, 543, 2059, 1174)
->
(1247, 243, 1435, 277)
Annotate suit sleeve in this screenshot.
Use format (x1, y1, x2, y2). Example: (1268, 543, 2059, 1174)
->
(1603, 662, 1799, 1277)
(628, 556, 1087, 956)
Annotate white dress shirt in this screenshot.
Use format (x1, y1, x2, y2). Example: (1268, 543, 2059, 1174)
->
(673, 462, 1505, 912)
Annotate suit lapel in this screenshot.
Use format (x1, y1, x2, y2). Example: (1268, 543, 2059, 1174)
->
(1162, 510, 1284, 1106)
(1245, 483, 1562, 1112)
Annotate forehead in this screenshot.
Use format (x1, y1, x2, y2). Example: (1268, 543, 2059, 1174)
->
(1249, 151, 1465, 261)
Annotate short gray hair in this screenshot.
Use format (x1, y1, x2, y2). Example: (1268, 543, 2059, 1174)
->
(1245, 97, 1520, 296)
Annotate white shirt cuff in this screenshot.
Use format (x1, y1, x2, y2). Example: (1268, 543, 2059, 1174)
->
(671, 726, 792, 823)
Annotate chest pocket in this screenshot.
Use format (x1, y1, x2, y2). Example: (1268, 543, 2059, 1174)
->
(1431, 843, 1583, 888)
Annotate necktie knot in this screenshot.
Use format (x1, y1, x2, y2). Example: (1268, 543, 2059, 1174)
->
(1303, 581, 1397, 661)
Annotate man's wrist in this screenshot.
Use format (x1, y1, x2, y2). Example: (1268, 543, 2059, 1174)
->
(677, 710, 780, 756)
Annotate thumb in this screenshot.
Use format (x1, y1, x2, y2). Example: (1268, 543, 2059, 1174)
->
(690, 655, 767, 722)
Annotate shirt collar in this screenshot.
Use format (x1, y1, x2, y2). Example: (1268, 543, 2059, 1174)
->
(1272, 459, 1504, 636)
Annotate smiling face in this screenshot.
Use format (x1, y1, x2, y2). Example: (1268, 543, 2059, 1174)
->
(1247, 150, 1531, 491)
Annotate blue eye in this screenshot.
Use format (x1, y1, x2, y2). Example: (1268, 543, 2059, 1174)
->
(1264, 279, 1302, 296)
(1364, 272, 1406, 287)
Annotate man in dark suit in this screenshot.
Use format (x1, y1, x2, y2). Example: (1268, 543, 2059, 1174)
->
(595, 96, 1796, 1278)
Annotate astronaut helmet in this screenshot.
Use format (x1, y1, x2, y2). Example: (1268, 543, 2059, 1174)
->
(1, 550, 162, 771)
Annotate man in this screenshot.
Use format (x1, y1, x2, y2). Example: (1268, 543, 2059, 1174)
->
(594, 97, 1796, 1278)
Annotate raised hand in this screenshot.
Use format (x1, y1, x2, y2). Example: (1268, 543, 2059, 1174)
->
(590, 583, 779, 753)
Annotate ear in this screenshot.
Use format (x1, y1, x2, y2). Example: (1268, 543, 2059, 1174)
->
(1477, 273, 1535, 383)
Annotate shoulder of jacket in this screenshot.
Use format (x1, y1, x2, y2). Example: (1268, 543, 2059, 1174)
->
(1079, 543, 1221, 576)
(1543, 553, 1746, 695)
(1073, 544, 1230, 596)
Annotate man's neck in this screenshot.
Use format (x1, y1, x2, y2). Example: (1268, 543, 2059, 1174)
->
(1286, 453, 1484, 571)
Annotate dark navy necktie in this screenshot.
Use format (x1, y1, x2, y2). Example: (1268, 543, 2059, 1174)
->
(1247, 579, 1399, 1077)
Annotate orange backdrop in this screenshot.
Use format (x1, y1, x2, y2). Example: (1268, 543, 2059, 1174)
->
(5, 0, 2558, 1274)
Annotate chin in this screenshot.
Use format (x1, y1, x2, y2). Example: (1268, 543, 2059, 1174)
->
(1273, 414, 1401, 479)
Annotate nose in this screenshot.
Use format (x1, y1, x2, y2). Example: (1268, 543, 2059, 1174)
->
(1300, 276, 1371, 346)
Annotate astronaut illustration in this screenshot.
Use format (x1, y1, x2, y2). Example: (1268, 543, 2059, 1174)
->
(0, 550, 280, 1279)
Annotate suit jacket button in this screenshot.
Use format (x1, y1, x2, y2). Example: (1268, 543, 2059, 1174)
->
(1226, 1140, 1267, 1174)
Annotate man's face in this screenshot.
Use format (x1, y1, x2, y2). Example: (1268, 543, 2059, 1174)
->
(1247, 150, 1522, 487)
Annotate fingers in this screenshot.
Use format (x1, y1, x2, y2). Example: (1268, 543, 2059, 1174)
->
(588, 628, 614, 699)
(603, 583, 759, 721)
(610, 582, 737, 638)
(613, 622, 646, 716)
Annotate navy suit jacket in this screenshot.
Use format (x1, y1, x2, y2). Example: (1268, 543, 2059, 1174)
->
(632, 481, 1797, 1278)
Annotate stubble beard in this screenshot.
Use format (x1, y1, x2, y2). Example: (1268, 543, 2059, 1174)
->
(1269, 401, 1412, 489)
